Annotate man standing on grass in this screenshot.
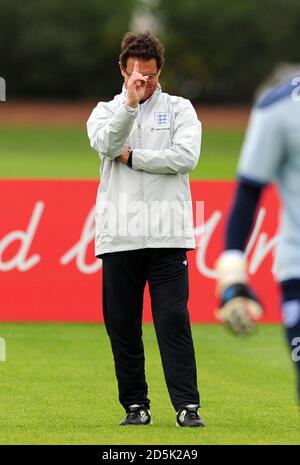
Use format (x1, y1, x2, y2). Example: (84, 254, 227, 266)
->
(87, 31, 205, 427)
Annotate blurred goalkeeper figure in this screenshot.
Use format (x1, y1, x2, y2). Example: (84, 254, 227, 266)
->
(215, 70, 300, 399)
(87, 32, 205, 427)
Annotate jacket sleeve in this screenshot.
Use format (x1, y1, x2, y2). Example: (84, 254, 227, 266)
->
(87, 101, 138, 160)
(132, 100, 201, 174)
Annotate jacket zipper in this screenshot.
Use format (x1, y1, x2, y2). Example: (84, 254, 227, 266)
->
(136, 90, 160, 247)
(137, 110, 146, 247)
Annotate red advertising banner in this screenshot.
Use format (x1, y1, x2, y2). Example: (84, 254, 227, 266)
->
(0, 180, 281, 322)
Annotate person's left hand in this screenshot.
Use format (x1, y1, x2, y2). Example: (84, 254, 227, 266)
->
(117, 146, 130, 164)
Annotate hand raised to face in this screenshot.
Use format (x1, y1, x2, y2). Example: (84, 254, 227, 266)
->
(125, 61, 148, 108)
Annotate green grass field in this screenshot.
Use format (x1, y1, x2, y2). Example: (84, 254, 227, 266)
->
(0, 125, 299, 445)
(0, 126, 243, 179)
(0, 323, 298, 445)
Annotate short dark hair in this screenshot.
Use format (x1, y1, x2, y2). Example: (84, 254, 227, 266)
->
(119, 31, 165, 70)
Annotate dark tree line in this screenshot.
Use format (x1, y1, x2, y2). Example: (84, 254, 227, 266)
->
(1, 0, 300, 102)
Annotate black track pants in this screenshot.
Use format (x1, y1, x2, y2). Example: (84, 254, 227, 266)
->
(101, 248, 200, 412)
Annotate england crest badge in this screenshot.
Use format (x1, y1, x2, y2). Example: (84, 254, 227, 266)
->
(154, 112, 169, 125)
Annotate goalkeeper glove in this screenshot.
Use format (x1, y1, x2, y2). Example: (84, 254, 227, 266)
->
(215, 251, 263, 336)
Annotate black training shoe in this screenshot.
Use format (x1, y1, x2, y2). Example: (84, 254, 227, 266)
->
(176, 404, 205, 427)
(119, 404, 152, 426)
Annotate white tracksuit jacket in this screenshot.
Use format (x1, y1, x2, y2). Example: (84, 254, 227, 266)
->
(87, 84, 202, 257)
